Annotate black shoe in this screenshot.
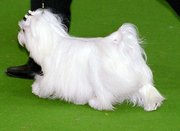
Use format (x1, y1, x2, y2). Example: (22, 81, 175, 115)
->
(6, 58, 42, 79)
(166, 0, 180, 16)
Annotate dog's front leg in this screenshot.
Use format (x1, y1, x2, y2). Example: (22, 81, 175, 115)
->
(32, 75, 42, 96)
(32, 74, 55, 99)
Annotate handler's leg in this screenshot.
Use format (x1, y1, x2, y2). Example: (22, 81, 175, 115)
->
(6, 0, 72, 79)
(166, 0, 180, 16)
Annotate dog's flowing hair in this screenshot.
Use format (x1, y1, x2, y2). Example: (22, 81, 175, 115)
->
(18, 9, 164, 111)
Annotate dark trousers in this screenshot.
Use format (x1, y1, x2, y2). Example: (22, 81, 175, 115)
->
(166, 0, 180, 16)
(31, 0, 72, 29)
(29, 0, 72, 71)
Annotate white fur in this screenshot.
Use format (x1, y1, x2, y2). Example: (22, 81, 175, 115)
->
(18, 9, 164, 111)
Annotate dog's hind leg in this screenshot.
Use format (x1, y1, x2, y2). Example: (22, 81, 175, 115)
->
(89, 92, 114, 111)
(88, 83, 114, 110)
(130, 84, 165, 111)
(87, 60, 114, 110)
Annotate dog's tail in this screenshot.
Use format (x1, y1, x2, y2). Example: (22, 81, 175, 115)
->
(112, 23, 147, 61)
(119, 23, 138, 38)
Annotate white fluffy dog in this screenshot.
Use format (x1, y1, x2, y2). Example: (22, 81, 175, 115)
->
(18, 9, 164, 111)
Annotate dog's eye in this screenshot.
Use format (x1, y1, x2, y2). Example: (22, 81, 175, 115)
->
(22, 29, 25, 32)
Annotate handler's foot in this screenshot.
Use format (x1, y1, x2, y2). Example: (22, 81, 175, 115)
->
(6, 58, 42, 79)
(166, 0, 180, 16)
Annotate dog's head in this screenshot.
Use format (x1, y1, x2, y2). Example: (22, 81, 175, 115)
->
(18, 9, 68, 48)
(18, 9, 42, 47)
(17, 9, 68, 64)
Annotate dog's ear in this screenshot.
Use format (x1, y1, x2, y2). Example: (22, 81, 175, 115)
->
(18, 39, 24, 47)
(17, 31, 25, 47)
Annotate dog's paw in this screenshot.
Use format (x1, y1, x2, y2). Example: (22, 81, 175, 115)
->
(138, 85, 165, 111)
(144, 97, 164, 111)
(89, 98, 114, 111)
(32, 82, 40, 96)
(144, 102, 161, 111)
